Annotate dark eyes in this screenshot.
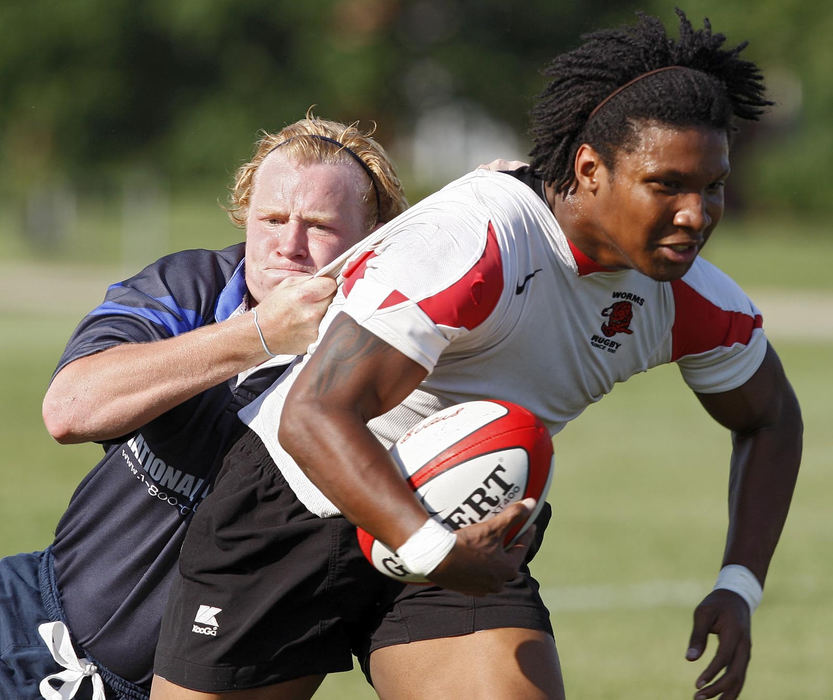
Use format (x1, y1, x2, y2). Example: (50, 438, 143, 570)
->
(649, 180, 682, 193)
(651, 180, 725, 194)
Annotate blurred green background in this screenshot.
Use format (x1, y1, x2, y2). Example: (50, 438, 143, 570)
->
(1, 0, 831, 260)
(1, 1, 831, 698)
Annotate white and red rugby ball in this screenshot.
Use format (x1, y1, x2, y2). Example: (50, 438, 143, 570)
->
(357, 399, 554, 583)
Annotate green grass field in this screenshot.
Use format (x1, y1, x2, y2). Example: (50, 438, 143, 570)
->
(0, 208, 829, 698)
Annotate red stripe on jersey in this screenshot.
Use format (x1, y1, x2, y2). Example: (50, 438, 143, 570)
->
(343, 249, 378, 296)
(568, 240, 615, 275)
(414, 222, 504, 330)
(670, 279, 763, 361)
(341, 224, 504, 330)
(380, 290, 408, 308)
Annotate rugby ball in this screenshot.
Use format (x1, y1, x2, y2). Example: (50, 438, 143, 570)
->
(357, 399, 554, 583)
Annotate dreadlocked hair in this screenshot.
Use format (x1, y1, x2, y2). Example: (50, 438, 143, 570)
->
(529, 8, 772, 194)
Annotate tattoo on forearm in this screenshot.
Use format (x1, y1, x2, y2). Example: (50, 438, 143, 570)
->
(310, 315, 388, 397)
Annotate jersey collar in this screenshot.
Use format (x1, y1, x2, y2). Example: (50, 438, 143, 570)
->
(568, 239, 616, 276)
(215, 259, 248, 321)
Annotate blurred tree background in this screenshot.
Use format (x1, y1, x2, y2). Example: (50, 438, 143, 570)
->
(0, 0, 828, 263)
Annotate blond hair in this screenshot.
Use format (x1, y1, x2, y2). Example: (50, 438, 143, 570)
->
(227, 111, 407, 230)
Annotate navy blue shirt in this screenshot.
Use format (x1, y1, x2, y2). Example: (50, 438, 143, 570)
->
(49, 243, 290, 687)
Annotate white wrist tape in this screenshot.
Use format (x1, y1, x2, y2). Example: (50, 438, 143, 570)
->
(713, 564, 763, 614)
(396, 518, 457, 577)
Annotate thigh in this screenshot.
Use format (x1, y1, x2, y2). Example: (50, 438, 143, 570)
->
(360, 504, 557, 695)
(0, 551, 63, 700)
(369, 627, 565, 700)
(364, 505, 554, 655)
(153, 430, 391, 692)
(150, 673, 325, 700)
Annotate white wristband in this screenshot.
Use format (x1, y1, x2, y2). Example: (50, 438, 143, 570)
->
(713, 564, 763, 614)
(396, 518, 457, 577)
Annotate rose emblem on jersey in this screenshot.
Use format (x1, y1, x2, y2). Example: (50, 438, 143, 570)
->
(600, 301, 634, 337)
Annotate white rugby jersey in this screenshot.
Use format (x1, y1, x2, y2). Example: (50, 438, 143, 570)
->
(240, 169, 767, 516)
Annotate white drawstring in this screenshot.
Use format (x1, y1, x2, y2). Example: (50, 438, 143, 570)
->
(37, 621, 106, 700)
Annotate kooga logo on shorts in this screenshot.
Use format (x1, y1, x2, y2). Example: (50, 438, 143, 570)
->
(192, 604, 222, 636)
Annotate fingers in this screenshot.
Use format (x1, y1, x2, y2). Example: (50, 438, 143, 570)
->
(253, 276, 337, 355)
(518, 496, 537, 512)
(496, 498, 536, 535)
(477, 158, 529, 171)
(692, 620, 750, 700)
(428, 499, 536, 596)
(500, 500, 536, 568)
(686, 603, 715, 662)
(279, 274, 337, 302)
(686, 590, 751, 700)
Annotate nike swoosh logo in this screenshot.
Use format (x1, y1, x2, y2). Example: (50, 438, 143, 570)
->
(417, 494, 440, 517)
(515, 268, 543, 294)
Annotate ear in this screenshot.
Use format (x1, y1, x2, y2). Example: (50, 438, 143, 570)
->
(574, 143, 604, 193)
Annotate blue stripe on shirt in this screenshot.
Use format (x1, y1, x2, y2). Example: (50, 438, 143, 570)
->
(88, 291, 203, 335)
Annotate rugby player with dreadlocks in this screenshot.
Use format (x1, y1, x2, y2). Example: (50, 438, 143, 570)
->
(152, 11, 801, 700)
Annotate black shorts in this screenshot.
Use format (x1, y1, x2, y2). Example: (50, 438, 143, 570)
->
(153, 429, 552, 693)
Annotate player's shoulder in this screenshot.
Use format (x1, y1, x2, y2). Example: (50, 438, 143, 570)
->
(103, 242, 247, 323)
(673, 255, 754, 311)
(414, 169, 542, 216)
(465, 168, 546, 210)
(668, 256, 764, 367)
(123, 242, 245, 294)
(150, 242, 245, 277)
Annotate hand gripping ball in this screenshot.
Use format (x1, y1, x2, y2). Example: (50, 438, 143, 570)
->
(357, 400, 555, 582)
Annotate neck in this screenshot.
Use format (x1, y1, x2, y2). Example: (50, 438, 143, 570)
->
(546, 182, 620, 270)
(546, 183, 587, 249)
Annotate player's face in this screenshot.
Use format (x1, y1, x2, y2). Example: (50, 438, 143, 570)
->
(244, 149, 370, 303)
(586, 124, 729, 281)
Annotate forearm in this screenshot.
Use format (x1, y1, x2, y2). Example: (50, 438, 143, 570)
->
(281, 314, 538, 595)
(279, 311, 432, 548)
(697, 344, 803, 587)
(722, 404, 802, 585)
(43, 311, 274, 443)
(280, 399, 429, 549)
(44, 275, 337, 444)
(281, 395, 540, 595)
